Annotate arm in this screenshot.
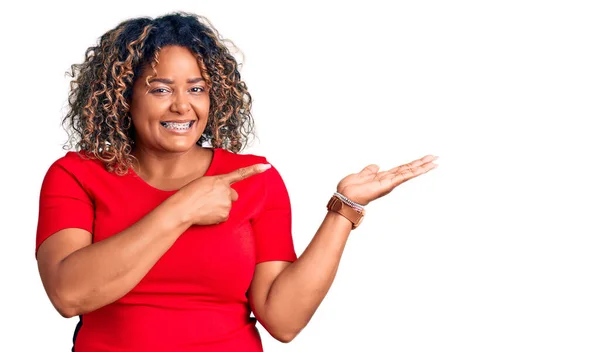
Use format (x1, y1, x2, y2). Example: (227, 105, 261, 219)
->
(37, 193, 190, 318)
(249, 211, 352, 342)
(249, 155, 438, 342)
(37, 162, 267, 318)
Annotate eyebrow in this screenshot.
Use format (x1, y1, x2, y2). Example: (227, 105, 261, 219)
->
(148, 77, 205, 84)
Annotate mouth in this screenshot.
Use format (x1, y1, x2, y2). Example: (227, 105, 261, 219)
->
(160, 120, 195, 131)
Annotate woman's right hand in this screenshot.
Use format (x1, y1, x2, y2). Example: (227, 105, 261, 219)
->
(174, 163, 272, 226)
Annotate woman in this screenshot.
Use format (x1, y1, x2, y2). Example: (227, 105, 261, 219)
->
(36, 12, 438, 352)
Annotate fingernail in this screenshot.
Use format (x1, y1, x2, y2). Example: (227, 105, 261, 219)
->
(258, 164, 272, 171)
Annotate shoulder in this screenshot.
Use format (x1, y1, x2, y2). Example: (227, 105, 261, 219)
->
(213, 148, 287, 188)
(213, 148, 269, 172)
(41, 151, 114, 191)
(50, 151, 106, 172)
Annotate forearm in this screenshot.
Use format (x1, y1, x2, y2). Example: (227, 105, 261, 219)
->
(55, 194, 191, 317)
(262, 211, 353, 337)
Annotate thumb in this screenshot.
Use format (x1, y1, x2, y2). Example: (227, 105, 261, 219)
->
(358, 164, 380, 176)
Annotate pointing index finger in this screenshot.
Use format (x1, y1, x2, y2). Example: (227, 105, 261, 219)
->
(221, 163, 271, 185)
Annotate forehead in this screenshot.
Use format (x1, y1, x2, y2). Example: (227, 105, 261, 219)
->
(145, 45, 202, 77)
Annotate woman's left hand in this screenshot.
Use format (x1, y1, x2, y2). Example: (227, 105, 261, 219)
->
(336, 154, 438, 206)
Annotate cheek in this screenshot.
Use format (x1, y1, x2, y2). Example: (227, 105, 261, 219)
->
(130, 97, 167, 122)
(191, 97, 210, 118)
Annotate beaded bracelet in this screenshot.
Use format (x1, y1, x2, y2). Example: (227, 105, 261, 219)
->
(333, 192, 365, 212)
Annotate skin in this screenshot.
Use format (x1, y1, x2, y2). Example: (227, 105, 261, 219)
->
(128, 45, 213, 190)
(36, 44, 438, 343)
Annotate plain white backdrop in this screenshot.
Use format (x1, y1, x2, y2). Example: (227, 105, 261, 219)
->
(1, 0, 599, 351)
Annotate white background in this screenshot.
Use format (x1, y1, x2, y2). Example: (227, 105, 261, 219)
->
(1, 0, 599, 351)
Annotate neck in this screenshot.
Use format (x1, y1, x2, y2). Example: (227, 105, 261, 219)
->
(131, 144, 205, 180)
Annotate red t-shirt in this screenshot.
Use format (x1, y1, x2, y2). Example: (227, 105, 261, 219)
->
(36, 148, 297, 352)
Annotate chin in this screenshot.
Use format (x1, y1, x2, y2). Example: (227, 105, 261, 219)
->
(164, 140, 200, 153)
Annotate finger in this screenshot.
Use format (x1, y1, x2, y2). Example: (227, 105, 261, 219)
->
(230, 188, 239, 202)
(390, 162, 437, 186)
(386, 155, 438, 175)
(358, 164, 380, 177)
(220, 163, 271, 185)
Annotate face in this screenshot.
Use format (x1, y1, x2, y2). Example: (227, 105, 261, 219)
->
(129, 45, 210, 154)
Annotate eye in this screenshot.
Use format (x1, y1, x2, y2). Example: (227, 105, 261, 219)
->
(190, 86, 205, 93)
(150, 87, 170, 94)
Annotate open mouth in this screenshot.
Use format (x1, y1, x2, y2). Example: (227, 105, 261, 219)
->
(160, 120, 195, 130)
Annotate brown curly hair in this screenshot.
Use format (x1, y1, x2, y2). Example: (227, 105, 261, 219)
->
(63, 12, 255, 175)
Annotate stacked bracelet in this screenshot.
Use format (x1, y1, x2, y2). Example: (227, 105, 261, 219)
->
(333, 192, 365, 212)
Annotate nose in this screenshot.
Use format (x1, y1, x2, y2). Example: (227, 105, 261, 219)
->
(170, 95, 191, 114)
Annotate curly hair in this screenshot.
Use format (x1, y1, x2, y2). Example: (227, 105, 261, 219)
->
(63, 12, 255, 175)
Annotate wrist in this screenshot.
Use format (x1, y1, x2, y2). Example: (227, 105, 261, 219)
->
(164, 191, 194, 228)
(326, 194, 365, 229)
(333, 191, 365, 212)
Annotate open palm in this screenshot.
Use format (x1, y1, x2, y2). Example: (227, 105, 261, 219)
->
(336, 155, 438, 206)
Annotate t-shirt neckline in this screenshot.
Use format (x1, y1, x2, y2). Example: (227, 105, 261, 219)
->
(128, 147, 220, 193)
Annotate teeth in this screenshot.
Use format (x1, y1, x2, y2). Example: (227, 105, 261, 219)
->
(161, 121, 192, 130)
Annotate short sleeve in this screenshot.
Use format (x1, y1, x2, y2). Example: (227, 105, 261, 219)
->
(35, 163, 94, 258)
(251, 162, 297, 264)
